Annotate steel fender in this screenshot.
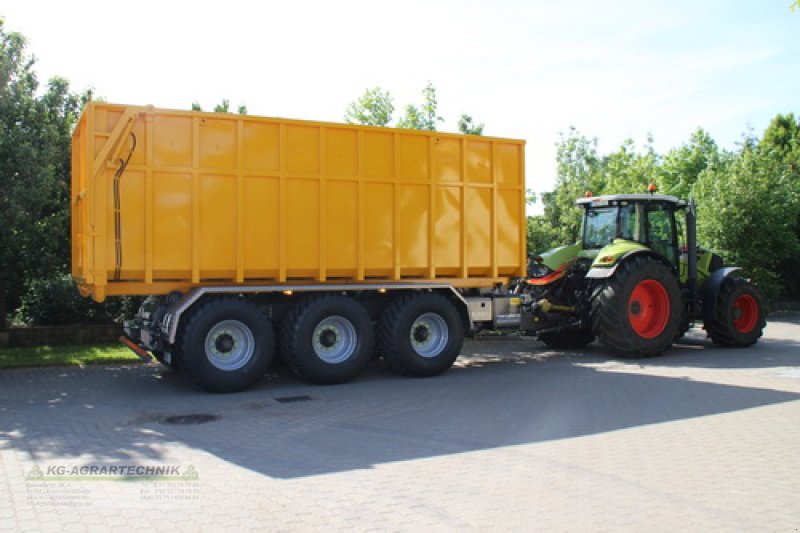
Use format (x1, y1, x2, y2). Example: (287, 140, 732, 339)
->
(586, 249, 672, 279)
(701, 267, 742, 321)
(585, 265, 618, 279)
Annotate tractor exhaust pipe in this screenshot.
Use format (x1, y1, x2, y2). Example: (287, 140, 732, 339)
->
(687, 199, 698, 313)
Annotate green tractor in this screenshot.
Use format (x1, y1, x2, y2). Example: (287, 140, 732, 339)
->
(521, 188, 766, 356)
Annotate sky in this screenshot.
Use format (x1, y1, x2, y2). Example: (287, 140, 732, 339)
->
(3, 0, 798, 208)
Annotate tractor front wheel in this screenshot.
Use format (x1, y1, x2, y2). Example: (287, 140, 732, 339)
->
(704, 277, 766, 347)
(591, 256, 682, 357)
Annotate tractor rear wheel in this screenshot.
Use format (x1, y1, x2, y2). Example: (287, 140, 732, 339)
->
(591, 255, 682, 357)
(704, 277, 765, 347)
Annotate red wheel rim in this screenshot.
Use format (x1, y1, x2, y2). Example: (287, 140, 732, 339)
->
(733, 294, 758, 333)
(628, 279, 670, 339)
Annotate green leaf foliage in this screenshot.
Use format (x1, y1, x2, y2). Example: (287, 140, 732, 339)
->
(344, 87, 394, 126)
(536, 117, 800, 300)
(345, 83, 483, 134)
(0, 20, 87, 324)
(14, 274, 142, 326)
(397, 82, 443, 131)
(458, 114, 484, 135)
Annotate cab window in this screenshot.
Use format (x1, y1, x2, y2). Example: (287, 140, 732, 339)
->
(646, 204, 677, 265)
(583, 207, 617, 249)
(619, 204, 642, 242)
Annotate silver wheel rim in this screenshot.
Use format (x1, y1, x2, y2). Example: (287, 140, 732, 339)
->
(312, 315, 357, 364)
(410, 313, 448, 358)
(204, 320, 255, 371)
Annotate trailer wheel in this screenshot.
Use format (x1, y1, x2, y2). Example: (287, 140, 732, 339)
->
(704, 277, 765, 347)
(591, 255, 681, 357)
(377, 292, 463, 377)
(178, 298, 274, 393)
(281, 295, 374, 384)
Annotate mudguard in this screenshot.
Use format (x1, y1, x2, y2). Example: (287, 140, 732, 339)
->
(701, 267, 742, 321)
(585, 249, 671, 279)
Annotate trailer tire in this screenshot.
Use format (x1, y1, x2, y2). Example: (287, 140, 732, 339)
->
(591, 255, 681, 357)
(178, 297, 274, 393)
(377, 292, 463, 377)
(281, 295, 374, 384)
(704, 277, 765, 347)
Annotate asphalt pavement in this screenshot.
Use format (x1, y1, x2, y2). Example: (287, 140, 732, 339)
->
(1, 313, 799, 531)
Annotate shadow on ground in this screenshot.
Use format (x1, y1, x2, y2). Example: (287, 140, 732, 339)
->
(1, 314, 798, 479)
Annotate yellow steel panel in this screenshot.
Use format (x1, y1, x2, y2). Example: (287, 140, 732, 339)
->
(199, 119, 236, 169)
(497, 189, 522, 274)
(326, 181, 358, 272)
(364, 182, 394, 272)
(152, 172, 191, 277)
(199, 175, 236, 275)
(71, 119, 86, 279)
(399, 185, 429, 272)
(286, 179, 319, 275)
(433, 186, 461, 276)
(326, 128, 357, 176)
(434, 137, 461, 182)
(397, 134, 429, 181)
(153, 115, 192, 167)
(130, 115, 147, 167)
(243, 176, 280, 276)
(363, 131, 393, 178)
(117, 170, 145, 279)
(243, 122, 280, 171)
(497, 143, 522, 185)
(287, 125, 320, 175)
(466, 187, 492, 274)
(71, 103, 526, 300)
(466, 140, 492, 183)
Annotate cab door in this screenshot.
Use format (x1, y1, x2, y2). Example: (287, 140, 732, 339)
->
(645, 203, 679, 267)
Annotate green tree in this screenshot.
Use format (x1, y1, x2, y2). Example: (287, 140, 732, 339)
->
(659, 128, 722, 199)
(527, 215, 561, 256)
(542, 128, 605, 244)
(344, 87, 394, 126)
(345, 83, 484, 134)
(190, 100, 247, 114)
(602, 136, 659, 194)
(458, 114, 484, 135)
(397, 82, 443, 131)
(0, 20, 86, 326)
(690, 116, 800, 300)
(213, 99, 230, 113)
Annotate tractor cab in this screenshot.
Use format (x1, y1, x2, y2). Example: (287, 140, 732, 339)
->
(576, 193, 687, 269)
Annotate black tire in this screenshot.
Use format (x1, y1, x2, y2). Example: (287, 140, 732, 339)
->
(178, 297, 274, 393)
(675, 316, 693, 341)
(281, 295, 374, 384)
(377, 292, 464, 377)
(591, 255, 682, 357)
(152, 350, 177, 370)
(539, 328, 595, 349)
(704, 277, 766, 347)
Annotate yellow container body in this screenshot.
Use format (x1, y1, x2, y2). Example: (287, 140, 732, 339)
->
(71, 102, 527, 301)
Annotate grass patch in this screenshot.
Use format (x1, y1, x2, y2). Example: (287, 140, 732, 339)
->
(0, 343, 143, 369)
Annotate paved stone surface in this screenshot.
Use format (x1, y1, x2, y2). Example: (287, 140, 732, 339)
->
(1, 313, 799, 531)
